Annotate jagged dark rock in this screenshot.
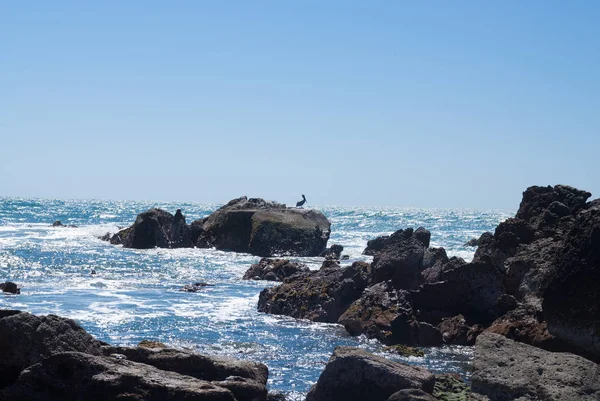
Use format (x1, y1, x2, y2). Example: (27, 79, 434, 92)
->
(471, 333, 600, 401)
(100, 345, 268, 401)
(0, 311, 104, 388)
(431, 374, 469, 401)
(257, 262, 371, 323)
(469, 184, 600, 361)
(0, 282, 20, 294)
(411, 258, 505, 324)
(180, 282, 214, 292)
(542, 200, 600, 361)
(98, 232, 111, 241)
(305, 346, 435, 401)
(110, 208, 192, 249)
(243, 258, 309, 281)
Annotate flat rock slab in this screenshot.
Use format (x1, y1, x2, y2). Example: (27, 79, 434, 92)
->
(471, 333, 600, 401)
(2, 351, 236, 401)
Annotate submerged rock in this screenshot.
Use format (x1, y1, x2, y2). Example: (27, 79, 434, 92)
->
(471, 333, 600, 401)
(0, 311, 104, 388)
(305, 346, 435, 401)
(243, 258, 309, 281)
(384, 345, 425, 358)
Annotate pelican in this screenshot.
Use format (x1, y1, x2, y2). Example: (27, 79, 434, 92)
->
(296, 194, 307, 208)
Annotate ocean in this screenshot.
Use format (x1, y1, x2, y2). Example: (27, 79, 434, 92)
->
(0, 198, 510, 400)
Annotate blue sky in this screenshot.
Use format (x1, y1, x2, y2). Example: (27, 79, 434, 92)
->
(1, 1, 598, 208)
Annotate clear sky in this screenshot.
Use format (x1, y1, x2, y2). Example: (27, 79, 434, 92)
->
(1, 1, 598, 209)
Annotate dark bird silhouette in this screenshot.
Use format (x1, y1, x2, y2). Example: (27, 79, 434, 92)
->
(296, 194, 307, 208)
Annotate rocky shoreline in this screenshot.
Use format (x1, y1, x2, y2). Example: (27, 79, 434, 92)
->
(4, 184, 599, 400)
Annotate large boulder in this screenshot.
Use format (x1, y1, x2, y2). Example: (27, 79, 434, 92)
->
(110, 208, 192, 249)
(192, 197, 331, 257)
(2, 352, 236, 401)
(471, 333, 600, 401)
(542, 200, 600, 362)
(257, 262, 371, 323)
(0, 311, 104, 388)
(243, 258, 310, 281)
(305, 346, 435, 401)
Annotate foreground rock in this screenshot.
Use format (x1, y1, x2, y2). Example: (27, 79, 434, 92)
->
(3, 352, 237, 401)
(111, 208, 192, 249)
(0, 311, 104, 387)
(0, 281, 20, 294)
(471, 333, 600, 401)
(243, 258, 310, 281)
(110, 197, 332, 257)
(0, 310, 271, 401)
(305, 347, 435, 401)
(180, 282, 215, 292)
(193, 197, 331, 257)
(257, 262, 371, 323)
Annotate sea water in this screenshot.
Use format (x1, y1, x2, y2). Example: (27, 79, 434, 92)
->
(0, 198, 510, 399)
